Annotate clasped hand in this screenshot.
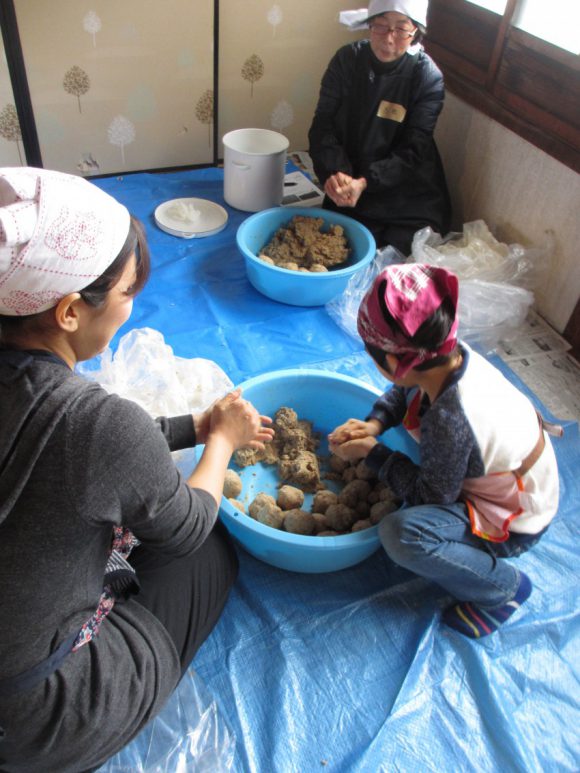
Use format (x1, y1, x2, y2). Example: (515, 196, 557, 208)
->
(328, 417, 382, 462)
(324, 172, 367, 208)
(194, 389, 274, 451)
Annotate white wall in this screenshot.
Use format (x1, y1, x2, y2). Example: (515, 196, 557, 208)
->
(435, 92, 580, 333)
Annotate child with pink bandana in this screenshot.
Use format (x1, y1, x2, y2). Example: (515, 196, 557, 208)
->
(329, 263, 560, 638)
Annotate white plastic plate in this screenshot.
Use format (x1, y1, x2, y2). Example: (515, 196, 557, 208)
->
(154, 197, 228, 239)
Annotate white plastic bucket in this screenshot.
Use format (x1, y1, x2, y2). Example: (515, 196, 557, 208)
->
(222, 128, 289, 212)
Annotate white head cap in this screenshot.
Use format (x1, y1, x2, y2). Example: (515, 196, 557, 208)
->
(339, 0, 429, 30)
(0, 167, 130, 316)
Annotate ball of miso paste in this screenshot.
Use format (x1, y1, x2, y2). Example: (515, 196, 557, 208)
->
(312, 489, 338, 514)
(311, 512, 329, 533)
(355, 500, 371, 518)
(354, 459, 376, 481)
(369, 500, 398, 525)
(223, 469, 243, 499)
(338, 479, 371, 508)
(255, 503, 285, 530)
(329, 454, 349, 474)
(277, 485, 304, 511)
(249, 492, 277, 519)
(351, 518, 372, 532)
(324, 503, 357, 531)
(283, 509, 316, 535)
(228, 498, 246, 513)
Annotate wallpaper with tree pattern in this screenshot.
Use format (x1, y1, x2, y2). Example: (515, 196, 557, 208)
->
(0, 35, 24, 166)
(8, 1, 361, 176)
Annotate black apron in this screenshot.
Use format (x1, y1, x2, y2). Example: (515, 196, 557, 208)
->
(328, 47, 451, 243)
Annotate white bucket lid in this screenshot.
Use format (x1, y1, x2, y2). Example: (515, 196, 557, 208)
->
(222, 128, 289, 155)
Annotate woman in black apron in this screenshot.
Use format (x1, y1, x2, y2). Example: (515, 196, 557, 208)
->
(309, 0, 451, 255)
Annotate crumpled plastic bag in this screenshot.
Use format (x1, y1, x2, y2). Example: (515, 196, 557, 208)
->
(96, 667, 235, 773)
(411, 219, 552, 291)
(410, 220, 551, 349)
(77, 327, 233, 419)
(326, 221, 547, 352)
(457, 279, 534, 350)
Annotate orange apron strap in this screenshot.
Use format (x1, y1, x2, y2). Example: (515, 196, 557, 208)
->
(513, 412, 561, 477)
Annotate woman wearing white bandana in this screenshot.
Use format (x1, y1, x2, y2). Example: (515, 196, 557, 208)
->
(0, 167, 273, 772)
(308, 0, 451, 256)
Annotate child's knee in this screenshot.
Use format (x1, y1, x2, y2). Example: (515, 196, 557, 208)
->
(378, 507, 428, 567)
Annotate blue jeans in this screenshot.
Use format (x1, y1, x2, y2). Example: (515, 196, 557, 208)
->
(378, 502, 545, 607)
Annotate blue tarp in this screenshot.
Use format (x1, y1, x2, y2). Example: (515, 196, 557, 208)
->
(95, 169, 580, 773)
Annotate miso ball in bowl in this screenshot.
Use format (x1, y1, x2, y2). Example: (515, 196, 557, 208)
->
(236, 207, 376, 307)
(219, 369, 419, 574)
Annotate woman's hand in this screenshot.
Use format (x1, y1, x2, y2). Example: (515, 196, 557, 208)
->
(187, 389, 273, 504)
(192, 405, 212, 445)
(324, 173, 367, 208)
(208, 389, 274, 452)
(193, 390, 273, 449)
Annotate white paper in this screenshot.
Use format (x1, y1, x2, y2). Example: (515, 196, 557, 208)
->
(497, 310, 579, 422)
(281, 170, 324, 208)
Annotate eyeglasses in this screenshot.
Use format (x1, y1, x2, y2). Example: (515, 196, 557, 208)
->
(369, 23, 416, 40)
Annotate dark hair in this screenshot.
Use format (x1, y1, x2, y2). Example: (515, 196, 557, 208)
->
(79, 215, 150, 307)
(364, 279, 457, 373)
(411, 26, 425, 45)
(409, 18, 426, 45)
(0, 215, 150, 338)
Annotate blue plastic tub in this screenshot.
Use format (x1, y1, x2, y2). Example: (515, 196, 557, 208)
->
(236, 207, 376, 306)
(219, 369, 419, 573)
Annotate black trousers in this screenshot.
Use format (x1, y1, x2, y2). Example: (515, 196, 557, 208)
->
(80, 523, 239, 773)
(129, 521, 239, 676)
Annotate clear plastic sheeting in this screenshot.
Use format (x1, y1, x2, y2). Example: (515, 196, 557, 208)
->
(96, 668, 235, 773)
(89, 170, 579, 773)
(411, 220, 552, 289)
(77, 327, 233, 417)
(409, 220, 554, 351)
(327, 221, 546, 353)
(457, 279, 534, 350)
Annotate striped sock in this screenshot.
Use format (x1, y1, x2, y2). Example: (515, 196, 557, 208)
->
(442, 571, 532, 638)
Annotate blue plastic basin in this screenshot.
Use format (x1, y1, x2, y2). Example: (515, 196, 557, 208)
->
(236, 207, 376, 306)
(219, 369, 419, 573)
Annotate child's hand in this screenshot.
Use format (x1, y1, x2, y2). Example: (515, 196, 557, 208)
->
(329, 435, 378, 462)
(328, 418, 382, 446)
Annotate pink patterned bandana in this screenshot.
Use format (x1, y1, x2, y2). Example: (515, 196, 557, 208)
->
(357, 263, 459, 378)
(0, 167, 130, 316)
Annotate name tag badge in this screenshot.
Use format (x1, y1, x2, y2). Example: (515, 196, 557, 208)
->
(377, 101, 406, 122)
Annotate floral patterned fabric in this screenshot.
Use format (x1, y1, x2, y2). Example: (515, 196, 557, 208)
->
(72, 527, 140, 652)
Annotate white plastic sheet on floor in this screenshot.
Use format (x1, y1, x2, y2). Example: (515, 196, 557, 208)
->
(95, 170, 579, 773)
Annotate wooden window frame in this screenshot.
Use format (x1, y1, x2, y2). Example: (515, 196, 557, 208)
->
(425, 0, 580, 173)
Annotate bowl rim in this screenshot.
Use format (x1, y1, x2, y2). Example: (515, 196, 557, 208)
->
(236, 206, 377, 278)
(219, 368, 384, 548)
